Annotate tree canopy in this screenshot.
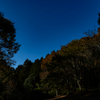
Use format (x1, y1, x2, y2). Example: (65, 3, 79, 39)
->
(0, 12, 20, 65)
(1, 11, 100, 100)
(98, 12, 100, 25)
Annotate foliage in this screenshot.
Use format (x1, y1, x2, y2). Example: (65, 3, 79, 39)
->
(0, 12, 20, 65)
(23, 74, 36, 93)
(30, 58, 42, 83)
(1, 11, 100, 100)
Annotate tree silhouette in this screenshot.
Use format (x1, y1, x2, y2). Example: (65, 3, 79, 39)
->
(98, 12, 100, 25)
(0, 12, 20, 65)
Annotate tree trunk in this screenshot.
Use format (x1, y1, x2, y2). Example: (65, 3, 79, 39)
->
(67, 77, 70, 94)
(74, 74, 82, 91)
(76, 80, 82, 91)
(56, 90, 58, 98)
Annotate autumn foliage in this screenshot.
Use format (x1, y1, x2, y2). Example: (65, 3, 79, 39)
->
(1, 12, 100, 100)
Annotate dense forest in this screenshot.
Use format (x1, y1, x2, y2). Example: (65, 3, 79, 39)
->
(0, 12, 100, 100)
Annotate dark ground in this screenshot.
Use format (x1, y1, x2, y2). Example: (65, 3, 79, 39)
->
(44, 89, 100, 100)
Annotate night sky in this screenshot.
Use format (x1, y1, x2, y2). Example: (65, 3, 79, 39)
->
(0, 0, 100, 68)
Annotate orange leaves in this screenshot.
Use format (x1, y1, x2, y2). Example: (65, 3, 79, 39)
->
(41, 51, 56, 70)
(40, 51, 56, 81)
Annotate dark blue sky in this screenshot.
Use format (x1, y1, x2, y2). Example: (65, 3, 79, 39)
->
(0, 0, 100, 68)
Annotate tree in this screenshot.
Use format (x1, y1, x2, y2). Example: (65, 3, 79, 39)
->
(16, 59, 33, 83)
(43, 54, 72, 95)
(0, 12, 20, 65)
(23, 59, 33, 77)
(15, 65, 25, 86)
(98, 12, 100, 25)
(59, 40, 87, 91)
(80, 29, 100, 90)
(23, 74, 36, 100)
(40, 51, 56, 81)
(30, 58, 42, 84)
(23, 74, 36, 93)
(0, 63, 18, 100)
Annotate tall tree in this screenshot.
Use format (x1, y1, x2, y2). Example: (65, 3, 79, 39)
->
(40, 51, 56, 81)
(0, 12, 20, 65)
(30, 58, 42, 84)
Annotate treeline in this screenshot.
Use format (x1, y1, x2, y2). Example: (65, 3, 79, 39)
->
(0, 12, 100, 100)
